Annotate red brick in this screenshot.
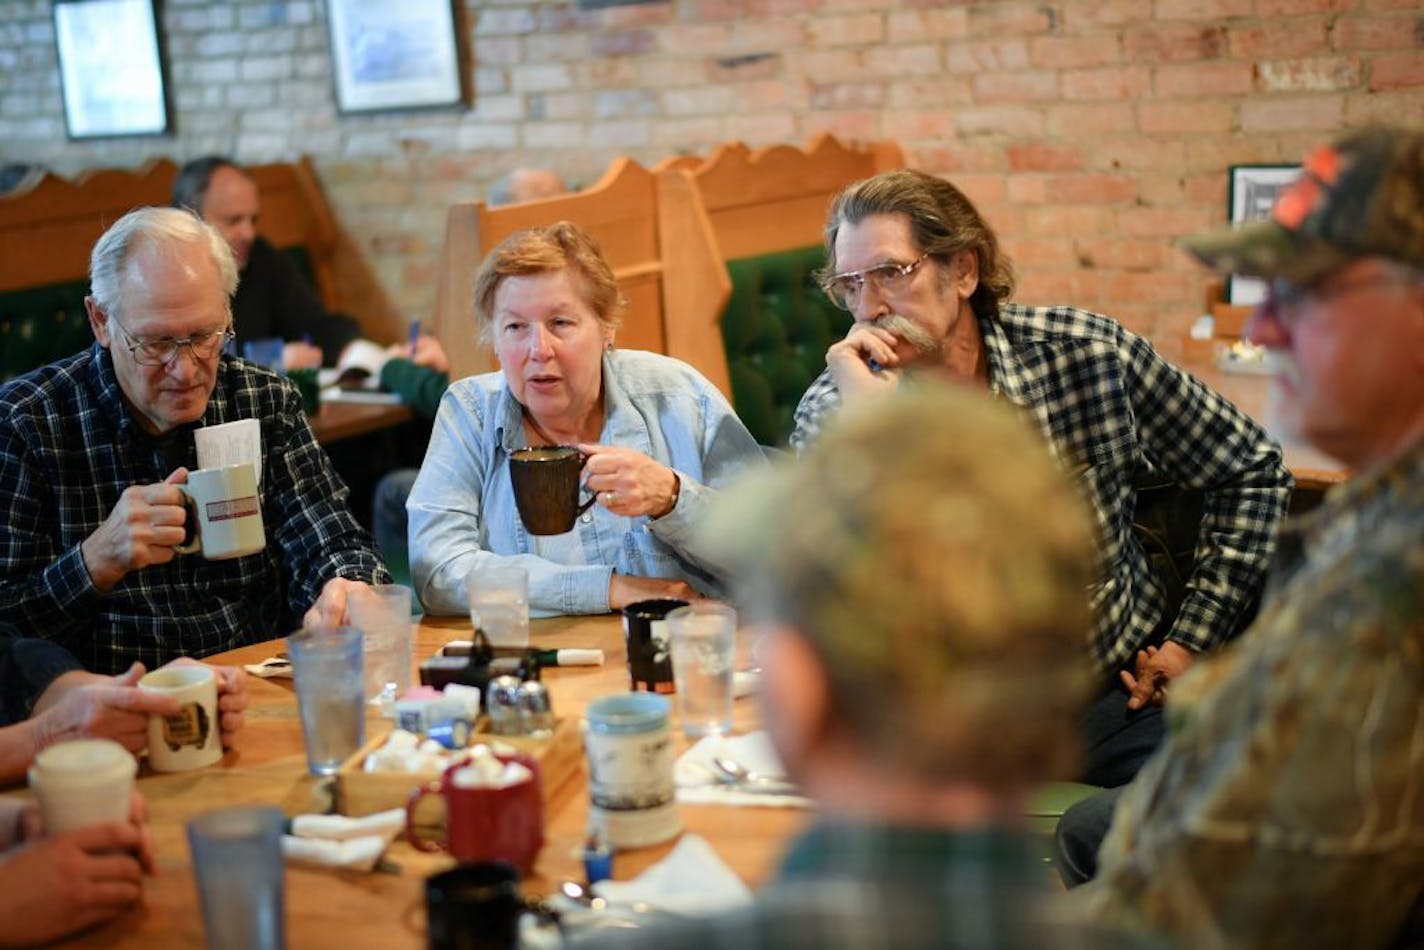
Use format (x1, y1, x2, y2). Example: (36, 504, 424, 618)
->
(657, 24, 733, 55)
(971, 71, 1059, 104)
(886, 8, 969, 42)
(784, 49, 870, 83)
(1103, 271, 1197, 305)
(1089, 138, 1188, 174)
(1007, 177, 1046, 203)
(1239, 95, 1344, 131)
(999, 236, 1079, 269)
(799, 111, 880, 142)
(731, 16, 806, 51)
(637, 57, 707, 88)
(1025, 205, 1116, 236)
(1139, 101, 1234, 134)
(1258, 0, 1355, 13)
(863, 43, 944, 76)
(1124, 24, 1228, 62)
(651, 117, 724, 148)
(1117, 205, 1217, 239)
(947, 174, 1006, 206)
(1346, 89, 1424, 122)
(1073, 238, 1173, 272)
(1006, 142, 1088, 172)
(591, 30, 654, 57)
(1256, 57, 1362, 93)
(806, 13, 885, 47)
(1228, 20, 1329, 58)
(944, 38, 1031, 74)
(1182, 138, 1295, 175)
(888, 78, 975, 109)
(1059, 0, 1145, 29)
(1369, 53, 1424, 90)
(1045, 102, 1135, 136)
(1155, 62, 1254, 98)
(1030, 34, 1122, 70)
(1062, 66, 1152, 101)
(910, 142, 1004, 173)
(1331, 14, 1424, 51)
(1153, 0, 1253, 18)
(952, 106, 1044, 137)
(880, 110, 958, 141)
(706, 53, 782, 84)
(967, 2, 1055, 37)
(1015, 271, 1105, 306)
(1135, 175, 1187, 208)
(809, 81, 887, 110)
(1044, 173, 1136, 204)
(1364, 0, 1424, 9)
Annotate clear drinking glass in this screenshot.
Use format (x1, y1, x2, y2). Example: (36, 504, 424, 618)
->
(667, 602, 737, 738)
(466, 564, 529, 649)
(286, 625, 365, 775)
(187, 805, 287, 950)
(348, 583, 413, 705)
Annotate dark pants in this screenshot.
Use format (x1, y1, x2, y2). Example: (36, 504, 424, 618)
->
(0, 629, 84, 726)
(1055, 785, 1125, 888)
(1079, 684, 1165, 789)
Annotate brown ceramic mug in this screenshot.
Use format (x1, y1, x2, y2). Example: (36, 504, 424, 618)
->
(509, 446, 596, 535)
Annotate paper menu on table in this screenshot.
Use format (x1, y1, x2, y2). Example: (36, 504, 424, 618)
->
(194, 418, 262, 486)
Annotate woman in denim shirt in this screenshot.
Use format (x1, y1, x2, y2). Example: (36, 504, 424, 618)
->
(409, 222, 765, 616)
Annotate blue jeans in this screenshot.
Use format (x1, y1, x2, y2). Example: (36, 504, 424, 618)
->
(372, 468, 419, 563)
(1055, 785, 1125, 888)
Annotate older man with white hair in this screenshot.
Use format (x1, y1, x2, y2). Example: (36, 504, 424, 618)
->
(0, 207, 388, 673)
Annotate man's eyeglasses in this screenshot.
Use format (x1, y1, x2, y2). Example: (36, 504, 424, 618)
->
(111, 316, 233, 366)
(1262, 269, 1420, 324)
(823, 253, 930, 311)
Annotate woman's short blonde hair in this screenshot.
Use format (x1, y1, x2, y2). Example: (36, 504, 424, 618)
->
(471, 221, 625, 344)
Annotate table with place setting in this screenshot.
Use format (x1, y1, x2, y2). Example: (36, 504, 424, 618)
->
(17, 612, 810, 948)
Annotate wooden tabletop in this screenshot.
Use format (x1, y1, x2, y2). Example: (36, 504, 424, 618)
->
(28, 614, 808, 948)
(308, 400, 413, 445)
(1177, 353, 1346, 493)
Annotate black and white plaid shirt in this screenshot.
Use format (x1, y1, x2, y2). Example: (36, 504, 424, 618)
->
(791, 304, 1293, 679)
(0, 344, 389, 674)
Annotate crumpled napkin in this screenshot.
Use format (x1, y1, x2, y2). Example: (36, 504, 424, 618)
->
(243, 655, 292, 679)
(594, 833, 752, 916)
(674, 731, 813, 809)
(280, 807, 405, 872)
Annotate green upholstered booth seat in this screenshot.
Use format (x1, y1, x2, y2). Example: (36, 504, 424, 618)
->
(0, 279, 96, 381)
(723, 246, 851, 447)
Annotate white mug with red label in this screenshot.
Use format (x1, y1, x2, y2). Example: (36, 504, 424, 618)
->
(176, 463, 265, 560)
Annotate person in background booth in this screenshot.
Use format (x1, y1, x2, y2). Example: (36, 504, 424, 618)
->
(409, 221, 765, 616)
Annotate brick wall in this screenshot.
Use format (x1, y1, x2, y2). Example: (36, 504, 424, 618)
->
(2, 0, 1421, 355)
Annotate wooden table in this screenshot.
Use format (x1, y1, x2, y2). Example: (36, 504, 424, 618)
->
(33, 615, 807, 948)
(308, 400, 413, 445)
(1178, 353, 1347, 493)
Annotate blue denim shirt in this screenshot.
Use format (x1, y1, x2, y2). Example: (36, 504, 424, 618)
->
(409, 350, 765, 616)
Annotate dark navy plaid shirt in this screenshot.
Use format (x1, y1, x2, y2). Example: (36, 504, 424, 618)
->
(0, 343, 389, 674)
(792, 304, 1293, 679)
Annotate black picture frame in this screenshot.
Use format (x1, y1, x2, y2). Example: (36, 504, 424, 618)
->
(325, 0, 469, 115)
(52, 0, 171, 139)
(1226, 163, 1302, 306)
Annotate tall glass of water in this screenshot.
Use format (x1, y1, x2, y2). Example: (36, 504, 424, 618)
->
(348, 583, 413, 705)
(286, 625, 365, 775)
(667, 602, 737, 738)
(466, 564, 529, 649)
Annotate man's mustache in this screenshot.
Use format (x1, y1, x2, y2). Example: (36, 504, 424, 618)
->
(872, 315, 940, 357)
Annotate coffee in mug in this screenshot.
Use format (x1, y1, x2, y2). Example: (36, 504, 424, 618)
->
(508, 446, 595, 535)
(176, 463, 265, 560)
(27, 738, 135, 833)
(139, 665, 223, 772)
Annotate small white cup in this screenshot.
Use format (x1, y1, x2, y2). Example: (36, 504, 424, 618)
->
(28, 738, 135, 833)
(139, 665, 223, 772)
(176, 463, 265, 560)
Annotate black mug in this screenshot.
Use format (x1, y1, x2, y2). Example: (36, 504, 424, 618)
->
(509, 446, 596, 536)
(620, 598, 687, 694)
(425, 861, 523, 950)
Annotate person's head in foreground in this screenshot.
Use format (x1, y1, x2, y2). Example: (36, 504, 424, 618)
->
(85, 206, 238, 436)
(1183, 124, 1424, 472)
(713, 381, 1095, 812)
(818, 168, 1015, 367)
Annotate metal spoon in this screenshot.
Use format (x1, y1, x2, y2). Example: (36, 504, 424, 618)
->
(709, 757, 801, 795)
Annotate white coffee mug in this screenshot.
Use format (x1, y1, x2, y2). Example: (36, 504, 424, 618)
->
(176, 463, 265, 560)
(27, 738, 135, 833)
(139, 665, 223, 772)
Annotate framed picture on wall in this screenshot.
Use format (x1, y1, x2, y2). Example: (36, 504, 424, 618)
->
(326, 0, 468, 114)
(52, 0, 170, 139)
(1226, 164, 1302, 306)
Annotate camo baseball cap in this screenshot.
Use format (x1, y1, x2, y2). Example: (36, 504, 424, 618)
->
(1182, 125, 1424, 285)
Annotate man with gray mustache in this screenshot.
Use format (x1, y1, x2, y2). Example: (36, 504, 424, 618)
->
(792, 170, 1292, 789)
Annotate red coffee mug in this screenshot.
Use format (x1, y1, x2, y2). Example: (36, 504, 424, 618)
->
(406, 753, 545, 875)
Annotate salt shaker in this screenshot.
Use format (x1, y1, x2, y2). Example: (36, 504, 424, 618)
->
(486, 675, 523, 736)
(516, 680, 554, 738)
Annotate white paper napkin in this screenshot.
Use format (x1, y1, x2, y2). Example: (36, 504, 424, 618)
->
(281, 808, 405, 872)
(593, 833, 752, 916)
(674, 731, 813, 809)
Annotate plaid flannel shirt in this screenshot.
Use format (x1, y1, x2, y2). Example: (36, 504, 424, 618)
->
(580, 821, 1159, 949)
(0, 344, 389, 674)
(791, 304, 1293, 678)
